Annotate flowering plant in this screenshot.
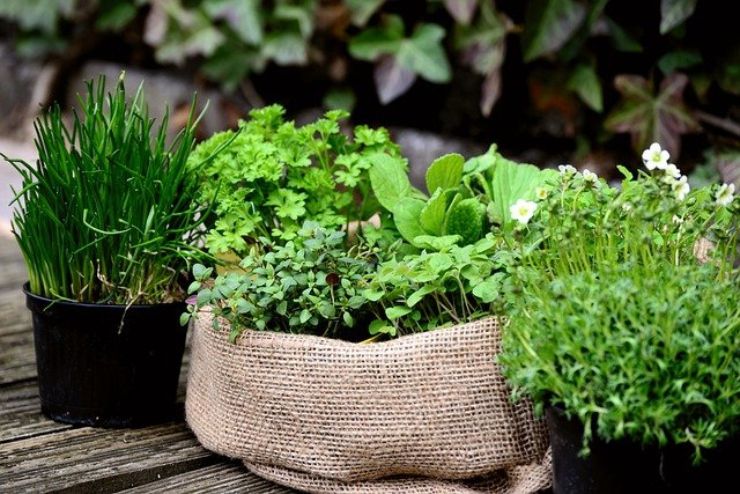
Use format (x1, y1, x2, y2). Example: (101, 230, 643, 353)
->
(500, 142, 739, 461)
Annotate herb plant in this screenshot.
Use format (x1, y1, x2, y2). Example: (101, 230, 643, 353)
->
(500, 143, 739, 461)
(187, 104, 400, 255)
(183, 223, 379, 341)
(500, 261, 739, 462)
(4, 75, 209, 304)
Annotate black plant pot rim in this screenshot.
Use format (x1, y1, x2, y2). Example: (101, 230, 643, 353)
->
(23, 282, 186, 310)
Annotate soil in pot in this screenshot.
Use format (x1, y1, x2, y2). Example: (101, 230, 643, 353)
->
(25, 284, 188, 428)
(546, 406, 738, 494)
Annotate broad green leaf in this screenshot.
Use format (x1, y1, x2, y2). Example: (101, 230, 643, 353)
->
(463, 144, 499, 174)
(385, 305, 413, 320)
(368, 153, 411, 211)
(488, 158, 557, 224)
(374, 55, 417, 104)
(346, 0, 385, 27)
(393, 198, 427, 244)
(568, 64, 603, 112)
(426, 153, 464, 194)
(396, 24, 452, 83)
(419, 188, 448, 235)
(604, 74, 699, 158)
(427, 252, 454, 272)
(658, 50, 702, 75)
(349, 14, 404, 60)
(522, 0, 586, 62)
(204, 0, 262, 45)
(660, 0, 697, 34)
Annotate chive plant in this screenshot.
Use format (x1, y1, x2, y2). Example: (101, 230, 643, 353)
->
(3, 74, 210, 304)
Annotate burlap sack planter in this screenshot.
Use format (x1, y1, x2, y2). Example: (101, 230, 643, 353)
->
(186, 312, 551, 493)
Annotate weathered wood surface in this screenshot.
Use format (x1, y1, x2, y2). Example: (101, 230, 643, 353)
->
(0, 236, 296, 493)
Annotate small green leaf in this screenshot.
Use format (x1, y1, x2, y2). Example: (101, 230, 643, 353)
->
(179, 312, 191, 327)
(346, 0, 385, 27)
(472, 274, 504, 303)
(299, 309, 311, 324)
(426, 153, 465, 194)
(369, 319, 397, 336)
(413, 234, 462, 251)
(385, 305, 413, 320)
(342, 311, 355, 326)
(187, 281, 201, 294)
(407, 285, 436, 307)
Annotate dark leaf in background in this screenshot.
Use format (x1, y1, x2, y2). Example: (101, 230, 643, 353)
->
(349, 14, 404, 61)
(522, 0, 586, 62)
(444, 0, 478, 26)
(374, 55, 417, 104)
(95, 0, 137, 32)
(480, 68, 502, 116)
(568, 63, 603, 112)
(660, 0, 698, 34)
(203, 0, 262, 45)
(605, 17, 642, 52)
(605, 73, 700, 158)
(658, 50, 702, 75)
(395, 24, 452, 83)
(261, 31, 307, 65)
(716, 152, 740, 188)
(346, 0, 385, 27)
(559, 0, 608, 62)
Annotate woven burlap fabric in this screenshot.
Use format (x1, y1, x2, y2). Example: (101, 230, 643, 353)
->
(186, 312, 551, 493)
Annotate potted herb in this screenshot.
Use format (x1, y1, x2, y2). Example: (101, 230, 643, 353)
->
(182, 122, 555, 492)
(500, 146, 739, 493)
(2, 75, 212, 427)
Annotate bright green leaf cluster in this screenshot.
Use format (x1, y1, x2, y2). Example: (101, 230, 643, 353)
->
(501, 261, 739, 462)
(182, 222, 379, 341)
(187, 104, 400, 256)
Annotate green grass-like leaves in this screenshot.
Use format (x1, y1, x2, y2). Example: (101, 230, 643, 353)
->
(4, 74, 209, 304)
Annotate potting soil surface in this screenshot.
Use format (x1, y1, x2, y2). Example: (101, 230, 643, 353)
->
(0, 235, 298, 493)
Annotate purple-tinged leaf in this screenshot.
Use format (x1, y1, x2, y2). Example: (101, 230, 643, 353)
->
(374, 55, 417, 104)
(444, 0, 478, 25)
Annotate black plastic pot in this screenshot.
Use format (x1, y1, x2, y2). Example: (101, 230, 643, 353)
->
(546, 406, 738, 494)
(25, 284, 188, 428)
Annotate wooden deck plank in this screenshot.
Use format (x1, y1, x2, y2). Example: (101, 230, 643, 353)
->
(0, 330, 36, 385)
(0, 379, 72, 444)
(119, 462, 296, 494)
(0, 422, 217, 493)
(0, 289, 31, 336)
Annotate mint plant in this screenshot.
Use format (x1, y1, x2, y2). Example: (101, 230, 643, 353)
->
(182, 223, 379, 341)
(187, 104, 400, 256)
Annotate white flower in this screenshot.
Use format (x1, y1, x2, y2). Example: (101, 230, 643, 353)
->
(558, 164, 577, 175)
(671, 176, 690, 201)
(535, 186, 549, 200)
(582, 169, 598, 183)
(716, 183, 735, 207)
(672, 215, 684, 225)
(663, 163, 681, 179)
(622, 202, 632, 212)
(510, 199, 537, 225)
(641, 142, 670, 170)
